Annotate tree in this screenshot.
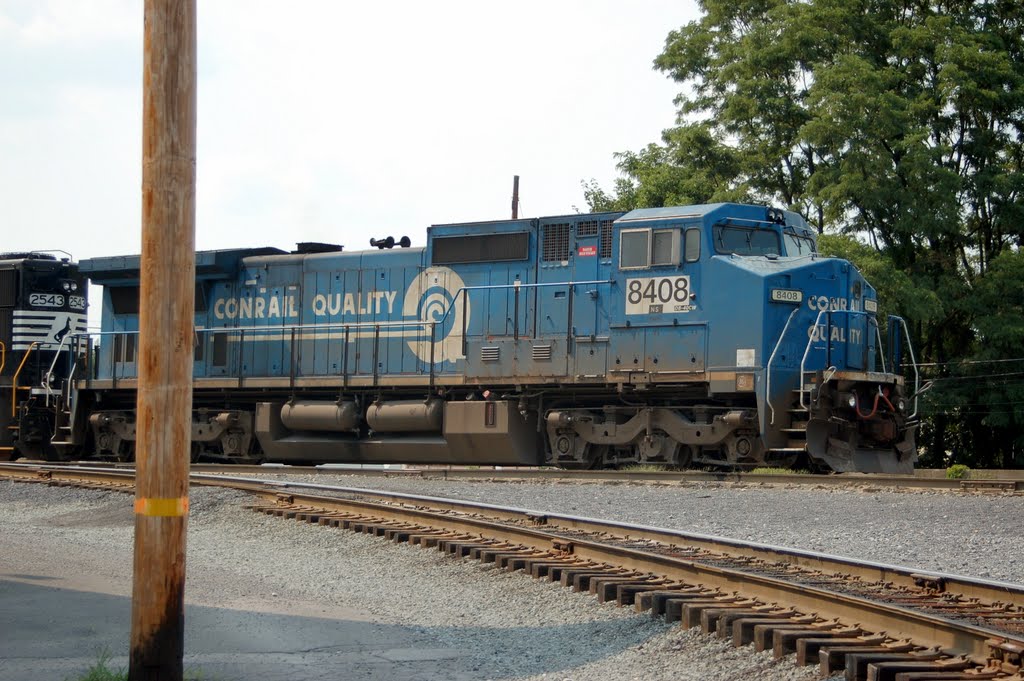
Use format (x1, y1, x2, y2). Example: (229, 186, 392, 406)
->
(588, 0, 1024, 466)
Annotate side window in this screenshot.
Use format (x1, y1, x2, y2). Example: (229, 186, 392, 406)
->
(684, 229, 701, 263)
(620, 228, 681, 269)
(619, 230, 650, 269)
(651, 229, 679, 266)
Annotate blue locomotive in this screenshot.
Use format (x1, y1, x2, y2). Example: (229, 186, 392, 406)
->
(40, 203, 918, 472)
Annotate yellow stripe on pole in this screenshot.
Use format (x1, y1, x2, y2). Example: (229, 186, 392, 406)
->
(134, 497, 189, 517)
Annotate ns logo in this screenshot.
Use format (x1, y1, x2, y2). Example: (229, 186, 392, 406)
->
(402, 267, 469, 364)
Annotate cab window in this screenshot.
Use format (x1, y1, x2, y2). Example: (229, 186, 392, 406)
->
(783, 233, 816, 256)
(619, 228, 680, 269)
(713, 225, 780, 256)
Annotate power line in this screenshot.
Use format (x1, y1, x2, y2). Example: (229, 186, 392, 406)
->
(923, 371, 1024, 383)
(915, 357, 1024, 368)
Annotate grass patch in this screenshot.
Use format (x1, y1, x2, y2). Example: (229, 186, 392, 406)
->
(945, 464, 971, 480)
(620, 464, 674, 473)
(72, 650, 216, 681)
(73, 650, 125, 681)
(748, 466, 812, 475)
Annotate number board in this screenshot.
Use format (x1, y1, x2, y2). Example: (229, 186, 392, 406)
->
(769, 288, 803, 304)
(29, 293, 65, 308)
(625, 276, 693, 315)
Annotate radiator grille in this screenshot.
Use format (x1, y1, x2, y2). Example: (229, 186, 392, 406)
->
(432, 232, 530, 265)
(542, 224, 570, 262)
(481, 346, 500, 362)
(576, 220, 599, 237)
(599, 220, 614, 259)
(0, 269, 17, 307)
(532, 344, 552, 361)
(0, 308, 11, 346)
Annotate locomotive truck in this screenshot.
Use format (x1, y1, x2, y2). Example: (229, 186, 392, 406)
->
(4, 203, 919, 472)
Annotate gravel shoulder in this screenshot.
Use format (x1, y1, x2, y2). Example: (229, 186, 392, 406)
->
(246, 473, 1023, 584)
(0, 480, 824, 681)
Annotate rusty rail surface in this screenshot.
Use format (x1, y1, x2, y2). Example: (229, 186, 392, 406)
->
(2, 462, 1022, 680)
(59, 460, 1024, 491)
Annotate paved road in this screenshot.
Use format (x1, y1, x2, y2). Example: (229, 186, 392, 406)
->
(0, 575, 470, 681)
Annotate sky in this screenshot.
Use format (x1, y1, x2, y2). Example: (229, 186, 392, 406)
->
(1, 1, 700, 264)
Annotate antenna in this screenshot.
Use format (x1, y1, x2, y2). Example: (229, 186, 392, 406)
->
(512, 175, 520, 220)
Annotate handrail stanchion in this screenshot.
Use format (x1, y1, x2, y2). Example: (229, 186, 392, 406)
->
(86, 335, 93, 388)
(766, 307, 799, 425)
(895, 317, 920, 418)
(566, 284, 574, 352)
(288, 327, 296, 392)
(461, 291, 468, 358)
(372, 324, 380, 387)
(238, 329, 246, 389)
(513, 279, 520, 341)
(342, 325, 350, 387)
(429, 322, 436, 389)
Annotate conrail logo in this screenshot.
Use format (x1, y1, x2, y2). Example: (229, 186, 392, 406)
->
(403, 267, 468, 363)
(206, 267, 469, 366)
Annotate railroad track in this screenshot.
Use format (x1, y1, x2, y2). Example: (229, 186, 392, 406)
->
(65, 460, 1024, 492)
(3, 462, 1022, 681)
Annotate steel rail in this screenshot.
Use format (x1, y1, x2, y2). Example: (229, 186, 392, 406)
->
(60, 460, 1024, 489)
(3, 460, 1022, 670)
(187, 474, 1024, 607)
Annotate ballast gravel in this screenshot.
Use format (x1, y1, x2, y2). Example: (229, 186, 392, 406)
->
(3, 476, 1020, 680)
(248, 473, 1024, 584)
(0, 481, 824, 681)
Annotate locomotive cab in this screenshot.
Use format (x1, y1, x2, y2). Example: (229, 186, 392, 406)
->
(0, 253, 87, 460)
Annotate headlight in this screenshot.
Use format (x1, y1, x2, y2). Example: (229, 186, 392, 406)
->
(897, 398, 906, 412)
(846, 394, 857, 409)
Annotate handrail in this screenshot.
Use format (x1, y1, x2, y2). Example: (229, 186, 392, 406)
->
(43, 332, 71, 404)
(434, 278, 614, 329)
(68, 278, 616, 344)
(874, 321, 887, 373)
(798, 309, 918, 416)
(11, 342, 39, 418)
(799, 309, 835, 412)
(0, 341, 5, 375)
(765, 307, 800, 425)
(74, 276, 620, 384)
(893, 316, 920, 418)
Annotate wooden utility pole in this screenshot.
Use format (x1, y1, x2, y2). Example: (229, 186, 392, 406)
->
(129, 1, 196, 679)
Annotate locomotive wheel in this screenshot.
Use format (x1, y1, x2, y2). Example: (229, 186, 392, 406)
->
(557, 444, 605, 470)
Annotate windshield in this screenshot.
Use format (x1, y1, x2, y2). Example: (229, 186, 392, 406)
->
(783, 232, 816, 256)
(713, 225, 780, 256)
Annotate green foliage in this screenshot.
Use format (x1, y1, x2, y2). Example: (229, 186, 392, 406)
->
(584, 0, 1024, 467)
(945, 464, 971, 480)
